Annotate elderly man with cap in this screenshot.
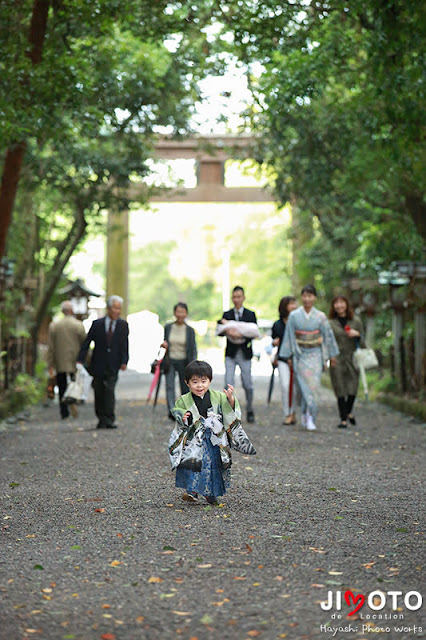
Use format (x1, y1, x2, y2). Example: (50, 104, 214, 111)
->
(48, 300, 87, 420)
(77, 295, 129, 429)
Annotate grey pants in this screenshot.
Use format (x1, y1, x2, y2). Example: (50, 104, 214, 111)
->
(166, 359, 189, 413)
(225, 352, 254, 412)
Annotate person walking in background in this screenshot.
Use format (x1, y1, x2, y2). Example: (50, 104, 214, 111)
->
(329, 295, 364, 429)
(47, 300, 86, 420)
(273, 296, 298, 425)
(279, 284, 339, 431)
(220, 286, 258, 423)
(162, 302, 197, 421)
(77, 295, 129, 429)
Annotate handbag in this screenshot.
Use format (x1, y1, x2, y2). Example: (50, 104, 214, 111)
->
(353, 348, 378, 371)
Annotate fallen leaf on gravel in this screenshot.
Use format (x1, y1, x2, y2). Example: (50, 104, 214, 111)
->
(328, 571, 342, 575)
(309, 548, 327, 554)
(311, 584, 325, 588)
(102, 604, 111, 609)
(175, 578, 184, 584)
(30, 610, 42, 615)
(197, 564, 212, 569)
(362, 562, 375, 569)
(42, 595, 51, 600)
(248, 632, 261, 637)
(72, 594, 79, 597)
(275, 576, 283, 581)
(280, 595, 290, 598)
(160, 593, 176, 599)
(41, 588, 52, 593)
(94, 508, 105, 513)
(26, 534, 36, 538)
(172, 611, 191, 616)
(233, 576, 246, 580)
(33, 564, 44, 570)
(245, 544, 253, 553)
(103, 614, 112, 618)
(136, 616, 144, 623)
(110, 561, 122, 567)
(201, 614, 213, 624)
(24, 630, 42, 634)
(148, 577, 163, 583)
(101, 634, 116, 640)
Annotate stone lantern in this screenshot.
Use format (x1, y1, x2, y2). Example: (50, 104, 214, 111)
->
(59, 279, 101, 321)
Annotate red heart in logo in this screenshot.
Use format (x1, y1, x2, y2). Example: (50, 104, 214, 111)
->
(344, 590, 366, 616)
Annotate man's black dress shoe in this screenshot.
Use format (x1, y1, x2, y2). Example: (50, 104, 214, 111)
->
(337, 422, 347, 428)
(348, 415, 356, 425)
(105, 424, 118, 429)
(247, 411, 255, 423)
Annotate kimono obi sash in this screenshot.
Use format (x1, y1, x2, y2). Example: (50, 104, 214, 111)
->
(295, 329, 322, 349)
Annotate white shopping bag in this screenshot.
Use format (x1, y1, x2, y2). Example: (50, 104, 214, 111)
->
(64, 363, 93, 404)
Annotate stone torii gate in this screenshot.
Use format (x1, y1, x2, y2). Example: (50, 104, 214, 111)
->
(106, 136, 274, 316)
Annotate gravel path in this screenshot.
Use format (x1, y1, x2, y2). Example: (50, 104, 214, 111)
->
(0, 370, 424, 640)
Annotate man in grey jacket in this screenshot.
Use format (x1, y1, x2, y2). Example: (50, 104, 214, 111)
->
(47, 301, 86, 419)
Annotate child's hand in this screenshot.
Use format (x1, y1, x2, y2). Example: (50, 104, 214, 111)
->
(183, 411, 191, 424)
(223, 384, 235, 409)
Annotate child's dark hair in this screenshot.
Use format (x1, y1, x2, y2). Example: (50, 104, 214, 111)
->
(184, 360, 213, 382)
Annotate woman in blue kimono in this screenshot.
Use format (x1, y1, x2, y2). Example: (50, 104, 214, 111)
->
(278, 285, 339, 430)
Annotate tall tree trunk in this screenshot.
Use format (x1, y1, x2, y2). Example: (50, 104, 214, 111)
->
(0, 0, 50, 261)
(404, 192, 426, 241)
(30, 206, 87, 373)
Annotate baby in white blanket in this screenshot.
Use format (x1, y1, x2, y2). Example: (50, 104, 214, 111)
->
(216, 319, 261, 344)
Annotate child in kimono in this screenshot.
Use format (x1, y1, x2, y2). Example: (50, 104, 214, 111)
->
(168, 360, 256, 505)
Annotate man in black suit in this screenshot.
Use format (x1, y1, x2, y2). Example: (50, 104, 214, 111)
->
(220, 286, 258, 423)
(77, 295, 129, 429)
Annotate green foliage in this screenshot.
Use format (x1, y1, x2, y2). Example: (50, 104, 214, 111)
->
(224, 0, 426, 294)
(1, 0, 217, 342)
(0, 372, 46, 419)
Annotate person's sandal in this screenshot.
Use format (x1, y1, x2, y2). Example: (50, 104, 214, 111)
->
(182, 492, 199, 504)
(283, 416, 294, 425)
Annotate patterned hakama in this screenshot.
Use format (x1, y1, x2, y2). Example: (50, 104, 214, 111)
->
(175, 425, 231, 497)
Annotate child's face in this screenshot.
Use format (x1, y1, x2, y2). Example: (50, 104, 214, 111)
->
(186, 375, 211, 397)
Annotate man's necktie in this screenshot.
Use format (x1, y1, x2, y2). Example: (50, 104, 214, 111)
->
(107, 322, 113, 347)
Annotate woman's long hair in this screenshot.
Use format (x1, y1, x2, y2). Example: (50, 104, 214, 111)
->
(329, 295, 354, 320)
(279, 296, 296, 320)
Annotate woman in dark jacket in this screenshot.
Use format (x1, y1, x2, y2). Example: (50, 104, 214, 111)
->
(162, 302, 197, 420)
(273, 296, 298, 425)
(329, 295, 364, 428)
